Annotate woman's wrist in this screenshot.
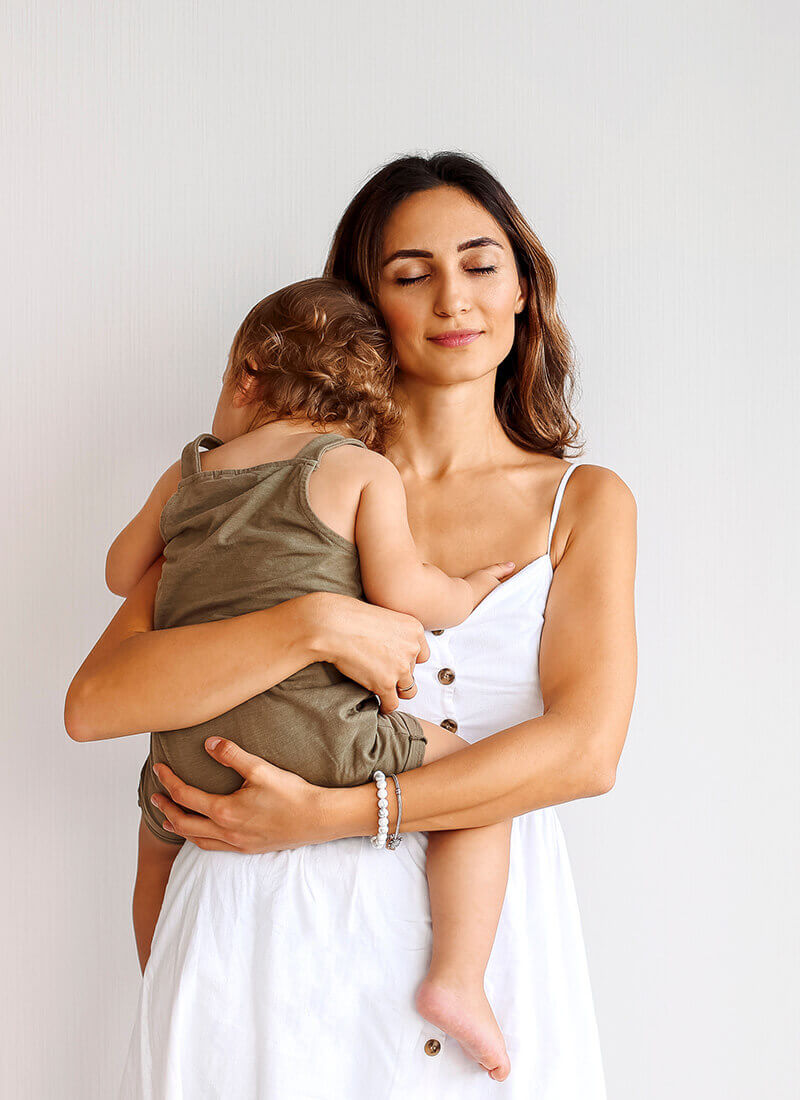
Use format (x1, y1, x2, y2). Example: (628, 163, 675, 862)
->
(317, 781, 393, 842)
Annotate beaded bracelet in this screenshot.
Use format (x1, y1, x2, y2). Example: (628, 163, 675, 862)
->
(370, 771, 390, 849)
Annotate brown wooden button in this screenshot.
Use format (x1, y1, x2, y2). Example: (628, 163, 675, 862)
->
(437, 668, 455, 685)
(424, 1038, 441, 1056)
(431, 628, 444, 636)
(440, 718, 458, 733)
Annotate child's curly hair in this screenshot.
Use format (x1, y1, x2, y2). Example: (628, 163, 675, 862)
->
(227, 277, 402, 454)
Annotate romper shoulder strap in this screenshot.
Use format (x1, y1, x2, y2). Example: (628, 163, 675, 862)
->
(180, 433, 224, 478)
(546, 462, 584, 555)
(292, 432, 369, 466)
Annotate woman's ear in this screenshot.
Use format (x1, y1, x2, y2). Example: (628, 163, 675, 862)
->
(514, 275, 528, 315)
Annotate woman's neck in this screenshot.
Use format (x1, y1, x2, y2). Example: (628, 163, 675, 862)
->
(389, 375, 516, 479)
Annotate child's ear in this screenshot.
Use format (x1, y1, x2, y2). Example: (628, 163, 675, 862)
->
(231, 367, 259, 408)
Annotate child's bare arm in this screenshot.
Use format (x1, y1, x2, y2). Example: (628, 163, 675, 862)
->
(354, 455, 514, 630)
(106, 460, 182, 597)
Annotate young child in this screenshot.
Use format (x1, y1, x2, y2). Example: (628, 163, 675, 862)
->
(106, 277, 514, 1082)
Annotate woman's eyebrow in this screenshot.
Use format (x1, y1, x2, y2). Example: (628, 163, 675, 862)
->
(381, 237, 503, 267)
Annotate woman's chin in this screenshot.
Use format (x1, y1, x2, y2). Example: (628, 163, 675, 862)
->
(401, 357, 501, 388)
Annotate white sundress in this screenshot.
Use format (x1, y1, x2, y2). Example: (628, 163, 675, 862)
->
(118, 460, 607, 1099)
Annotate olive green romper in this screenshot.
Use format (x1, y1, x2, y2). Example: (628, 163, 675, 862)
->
(137, 432, 427, 844)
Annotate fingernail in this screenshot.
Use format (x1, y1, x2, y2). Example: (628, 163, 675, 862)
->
(162, 821, 174, 831)
(152, 764, 161, 778)
(150, 795, 160, 807)
(206, 737, 221, 750)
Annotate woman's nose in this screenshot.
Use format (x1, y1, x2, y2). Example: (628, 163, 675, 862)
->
(433, 275, 472, 318)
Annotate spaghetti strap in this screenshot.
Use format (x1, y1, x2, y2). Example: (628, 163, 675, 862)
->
(180, 433, 224, 479)
(292, 433, 368, 467)
(546, 462, 584, 555)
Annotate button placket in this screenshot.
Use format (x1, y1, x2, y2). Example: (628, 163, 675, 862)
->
(435, 634, 457, 726)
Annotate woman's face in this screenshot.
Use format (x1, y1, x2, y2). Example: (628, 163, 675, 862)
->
(375, 186, 527, 387)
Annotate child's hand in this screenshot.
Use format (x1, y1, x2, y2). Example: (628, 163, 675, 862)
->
(463, 562, 516, 609)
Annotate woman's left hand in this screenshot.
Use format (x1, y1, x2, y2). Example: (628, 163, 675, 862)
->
(150, 737, 339, 852)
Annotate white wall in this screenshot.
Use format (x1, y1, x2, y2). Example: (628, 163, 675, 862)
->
(3, 1, 797, 1096)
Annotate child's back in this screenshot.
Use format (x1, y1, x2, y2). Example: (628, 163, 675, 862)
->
(155, 431, 366, 626)
(139, 429, 427, 843)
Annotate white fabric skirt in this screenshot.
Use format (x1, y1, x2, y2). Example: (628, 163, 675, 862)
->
(118, 807, 606, 1099)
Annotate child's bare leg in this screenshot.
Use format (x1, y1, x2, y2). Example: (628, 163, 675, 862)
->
(407, 718, 512, 1083)
(133, 813, 183, 974)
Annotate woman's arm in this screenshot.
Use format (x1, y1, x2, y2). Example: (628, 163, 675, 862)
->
(146, 466, 638, 851)
(396, 465, 638, 829)
(65, 558, 431, 741)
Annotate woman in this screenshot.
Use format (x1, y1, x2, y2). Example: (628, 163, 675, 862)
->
(67, 152, 637, 1099)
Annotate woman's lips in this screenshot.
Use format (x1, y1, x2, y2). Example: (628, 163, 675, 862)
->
(427, 331, 483, 348)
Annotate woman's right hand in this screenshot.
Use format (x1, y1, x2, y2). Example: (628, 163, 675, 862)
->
(303, 592, 429, 713)
(65, 565, 430, 743)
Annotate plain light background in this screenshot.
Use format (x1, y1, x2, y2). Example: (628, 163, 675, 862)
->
(2, 1, 798, 1097)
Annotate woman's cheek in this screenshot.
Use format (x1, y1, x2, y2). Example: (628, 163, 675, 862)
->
(383, 300, 420, 345)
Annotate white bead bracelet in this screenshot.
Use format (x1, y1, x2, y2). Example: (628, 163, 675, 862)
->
(370, 771, 390, 849)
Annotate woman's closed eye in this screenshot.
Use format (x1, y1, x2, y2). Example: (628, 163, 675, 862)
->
(396, 266, 497, 286)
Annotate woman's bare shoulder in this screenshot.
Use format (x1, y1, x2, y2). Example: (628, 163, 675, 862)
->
(568, 461, 637, 507)
(552, 461, 637, 565)
(514, 451, 637, 529)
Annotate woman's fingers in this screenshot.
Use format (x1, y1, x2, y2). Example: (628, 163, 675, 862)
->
(378, 684, 400, 713)
(379, 623, 428, 712)
(152, 739, 263, 821)
(151, 763, 244, 844)
(152, 740, 320, 852)
(152, 762, 219, 818)
(383, 641, 426, 711)
(156, 797, 242, 849)
(202, 736, 268, 781)
(149, 776, 231, 841)
(183, 837, 244, 852)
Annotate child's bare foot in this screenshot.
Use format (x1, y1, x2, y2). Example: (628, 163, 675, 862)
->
(415, 973, 511, 1082)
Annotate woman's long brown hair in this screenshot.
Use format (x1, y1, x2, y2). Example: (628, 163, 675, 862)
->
(323, 151, 584, 458)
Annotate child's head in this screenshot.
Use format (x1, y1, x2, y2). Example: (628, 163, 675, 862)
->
(213, 277, 402, 453)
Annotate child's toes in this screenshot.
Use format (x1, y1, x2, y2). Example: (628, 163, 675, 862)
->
(488, 1055, 511, 1082)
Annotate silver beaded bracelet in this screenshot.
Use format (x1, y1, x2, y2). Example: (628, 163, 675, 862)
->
(370, 771, 390, 849)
